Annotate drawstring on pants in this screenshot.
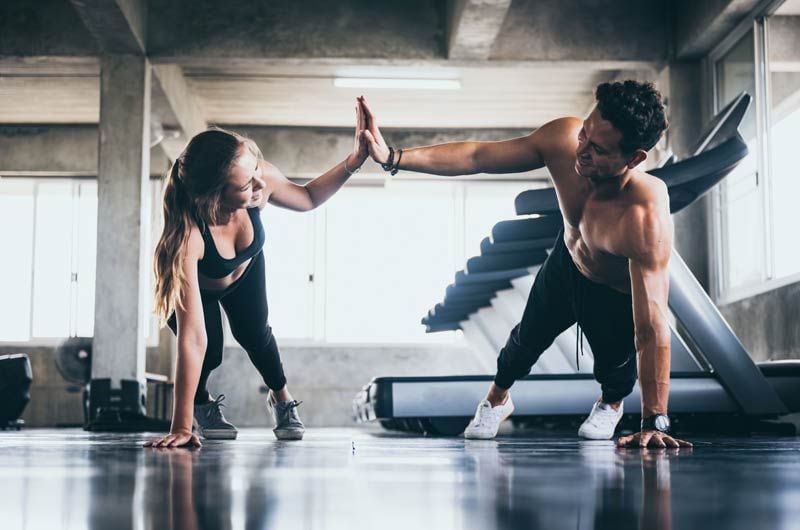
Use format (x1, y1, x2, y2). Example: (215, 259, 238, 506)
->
(574, 271, 585, 371)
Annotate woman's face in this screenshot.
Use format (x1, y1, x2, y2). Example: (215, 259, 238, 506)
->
(222, 144, 265, 209)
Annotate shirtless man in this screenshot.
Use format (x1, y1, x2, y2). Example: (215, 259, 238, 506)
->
(359, 80, 691, 448)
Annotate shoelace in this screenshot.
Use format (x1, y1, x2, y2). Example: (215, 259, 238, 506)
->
(588, 407, 619, 428)
(205, 394, 227, 421)
(473, 402, 499, 428)
(276, 400, 303, 426)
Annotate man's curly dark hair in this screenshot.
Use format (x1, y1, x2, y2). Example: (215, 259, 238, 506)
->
(595, 80, 668, 154)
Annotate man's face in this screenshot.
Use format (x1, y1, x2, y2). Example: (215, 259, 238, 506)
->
(575, 107, 636, 180)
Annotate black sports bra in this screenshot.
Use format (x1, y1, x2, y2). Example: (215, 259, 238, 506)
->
(197, 207, 265, 279)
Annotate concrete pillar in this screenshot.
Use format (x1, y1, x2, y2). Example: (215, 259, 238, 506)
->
(91, 55, 151, 389)
(667, 60, 711, 291)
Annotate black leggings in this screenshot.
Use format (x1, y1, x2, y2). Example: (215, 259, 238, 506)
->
(494, 230, 637, 404)
(167, 251, 287, 404)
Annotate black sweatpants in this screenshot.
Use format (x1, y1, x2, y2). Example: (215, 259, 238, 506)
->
(168, 251, 287, 404)
(494, 231, 638, 404)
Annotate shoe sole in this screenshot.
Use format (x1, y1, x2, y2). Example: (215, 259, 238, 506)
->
(577, 429, 615, 440)
(194, 419, 238, 440)
(578, 417, 622, 440)
(464, 405, 515, 439)
(274, 429, 304, 440)
(198, 429, 238, 440)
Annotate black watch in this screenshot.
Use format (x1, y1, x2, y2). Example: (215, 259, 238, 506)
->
(641, 414, 671, 434)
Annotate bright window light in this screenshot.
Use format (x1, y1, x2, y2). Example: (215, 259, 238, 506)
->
(333, 78, 461, 90)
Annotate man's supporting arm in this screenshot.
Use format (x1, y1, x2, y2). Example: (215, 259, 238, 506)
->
(618, 198, 690, 448)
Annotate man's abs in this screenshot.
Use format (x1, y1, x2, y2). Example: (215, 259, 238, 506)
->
(563, 225, 630, 293)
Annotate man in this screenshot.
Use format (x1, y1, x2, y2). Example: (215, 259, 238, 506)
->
(358, 81, 691, 448)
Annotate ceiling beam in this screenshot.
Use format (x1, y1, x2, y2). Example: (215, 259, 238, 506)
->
(673, 0, 762, 59)
(0, 125, 168, 176)
(68, 1, 206, 161)
(68, 0, 146, 54)
(0, 125, 546, 181)
(151, 64, 207, 160)
(447, 0, 513, 60)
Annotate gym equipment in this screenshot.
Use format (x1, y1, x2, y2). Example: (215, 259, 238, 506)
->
(50, 337, 171, 431)
(54, 336, 91, 385)
(0, 354, 32, 430)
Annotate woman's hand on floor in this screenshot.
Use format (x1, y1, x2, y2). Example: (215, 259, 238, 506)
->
(143, 429, 202, 448)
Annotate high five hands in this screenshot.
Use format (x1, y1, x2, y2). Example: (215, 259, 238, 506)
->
(349, 96, 370, 170)
(355, 96, 391, 165)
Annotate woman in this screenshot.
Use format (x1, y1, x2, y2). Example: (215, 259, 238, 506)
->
(145, 100, 368, 448)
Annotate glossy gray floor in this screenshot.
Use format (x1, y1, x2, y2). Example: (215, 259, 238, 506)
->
(2, 428, 800, 530)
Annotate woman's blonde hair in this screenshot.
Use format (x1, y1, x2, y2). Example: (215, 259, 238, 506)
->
(153, 128, 262, 322)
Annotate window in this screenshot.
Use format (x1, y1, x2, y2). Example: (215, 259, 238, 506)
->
(74, 182, 98, 337)
(323, 181, 459, 343)
(712, 7, 800, 301)
(0, 178, 156, 343)
(223, 179, 542, 345)
(715, 29, 765, 292)
(261, 205, 314, 339)
(767, 12, 800, 279)
(463, 182, 536, 259)
(3, 177, 540, 345)
(0, 180, 35, 341)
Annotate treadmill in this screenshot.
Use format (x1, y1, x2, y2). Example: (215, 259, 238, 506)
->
(353, 93, 800, 435)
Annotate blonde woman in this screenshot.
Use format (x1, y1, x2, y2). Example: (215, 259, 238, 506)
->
(145, 102, 367, 448)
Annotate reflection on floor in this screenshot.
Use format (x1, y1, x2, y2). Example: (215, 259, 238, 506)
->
(1, 428, 799, 530)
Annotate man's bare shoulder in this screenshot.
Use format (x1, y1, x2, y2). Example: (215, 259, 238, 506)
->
(622, 172, 672, 264)
(534, 117, 582, 163)
(628, 170, 669, 209)
(543, 116, 582, 131)
(537, 117, 582, 142)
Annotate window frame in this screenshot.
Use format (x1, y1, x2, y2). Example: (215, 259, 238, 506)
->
(708, 0, 800, 305)
(0, 176, 161, 347)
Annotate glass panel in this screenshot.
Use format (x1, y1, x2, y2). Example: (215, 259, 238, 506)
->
(261, 205, 314, 340)
(324, 182, 457, 343)
(768, 15, 800, 278)
(715, 29, 765, 290)
(75, 181, 97, 337)
(0, 180, 35, 341)
(464, 182, 542, 261)
(31, 181, 74, 337)
(146, 179, 164, 343)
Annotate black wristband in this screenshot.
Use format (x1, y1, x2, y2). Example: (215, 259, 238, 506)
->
(390, 149, 403, 176)
(381, 147, 395, 172)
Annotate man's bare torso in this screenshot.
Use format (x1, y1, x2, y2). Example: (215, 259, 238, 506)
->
(542, 118, 669, 294)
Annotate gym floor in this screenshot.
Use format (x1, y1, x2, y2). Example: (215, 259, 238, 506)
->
(2, 427, 799, 530)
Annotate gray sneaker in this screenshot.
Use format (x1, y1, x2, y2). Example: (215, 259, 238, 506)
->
(193, 394, 238, 440)
(267, 394, 305, 440)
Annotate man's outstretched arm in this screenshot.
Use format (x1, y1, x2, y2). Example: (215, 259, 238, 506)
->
(359, 96, 576, 176)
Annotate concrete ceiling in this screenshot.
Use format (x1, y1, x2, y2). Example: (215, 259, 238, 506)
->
(175, 63, 621, 129)
(0, 58, 642, 129)
(776, 0, 800, 15)
(0, 0, 666, 139)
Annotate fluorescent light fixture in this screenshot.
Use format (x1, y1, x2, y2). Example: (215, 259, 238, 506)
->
(333, 77, 461, 90)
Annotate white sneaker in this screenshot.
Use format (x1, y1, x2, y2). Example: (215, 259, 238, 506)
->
(464, 396, 515, 439)
(578, 401, 623, 440)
